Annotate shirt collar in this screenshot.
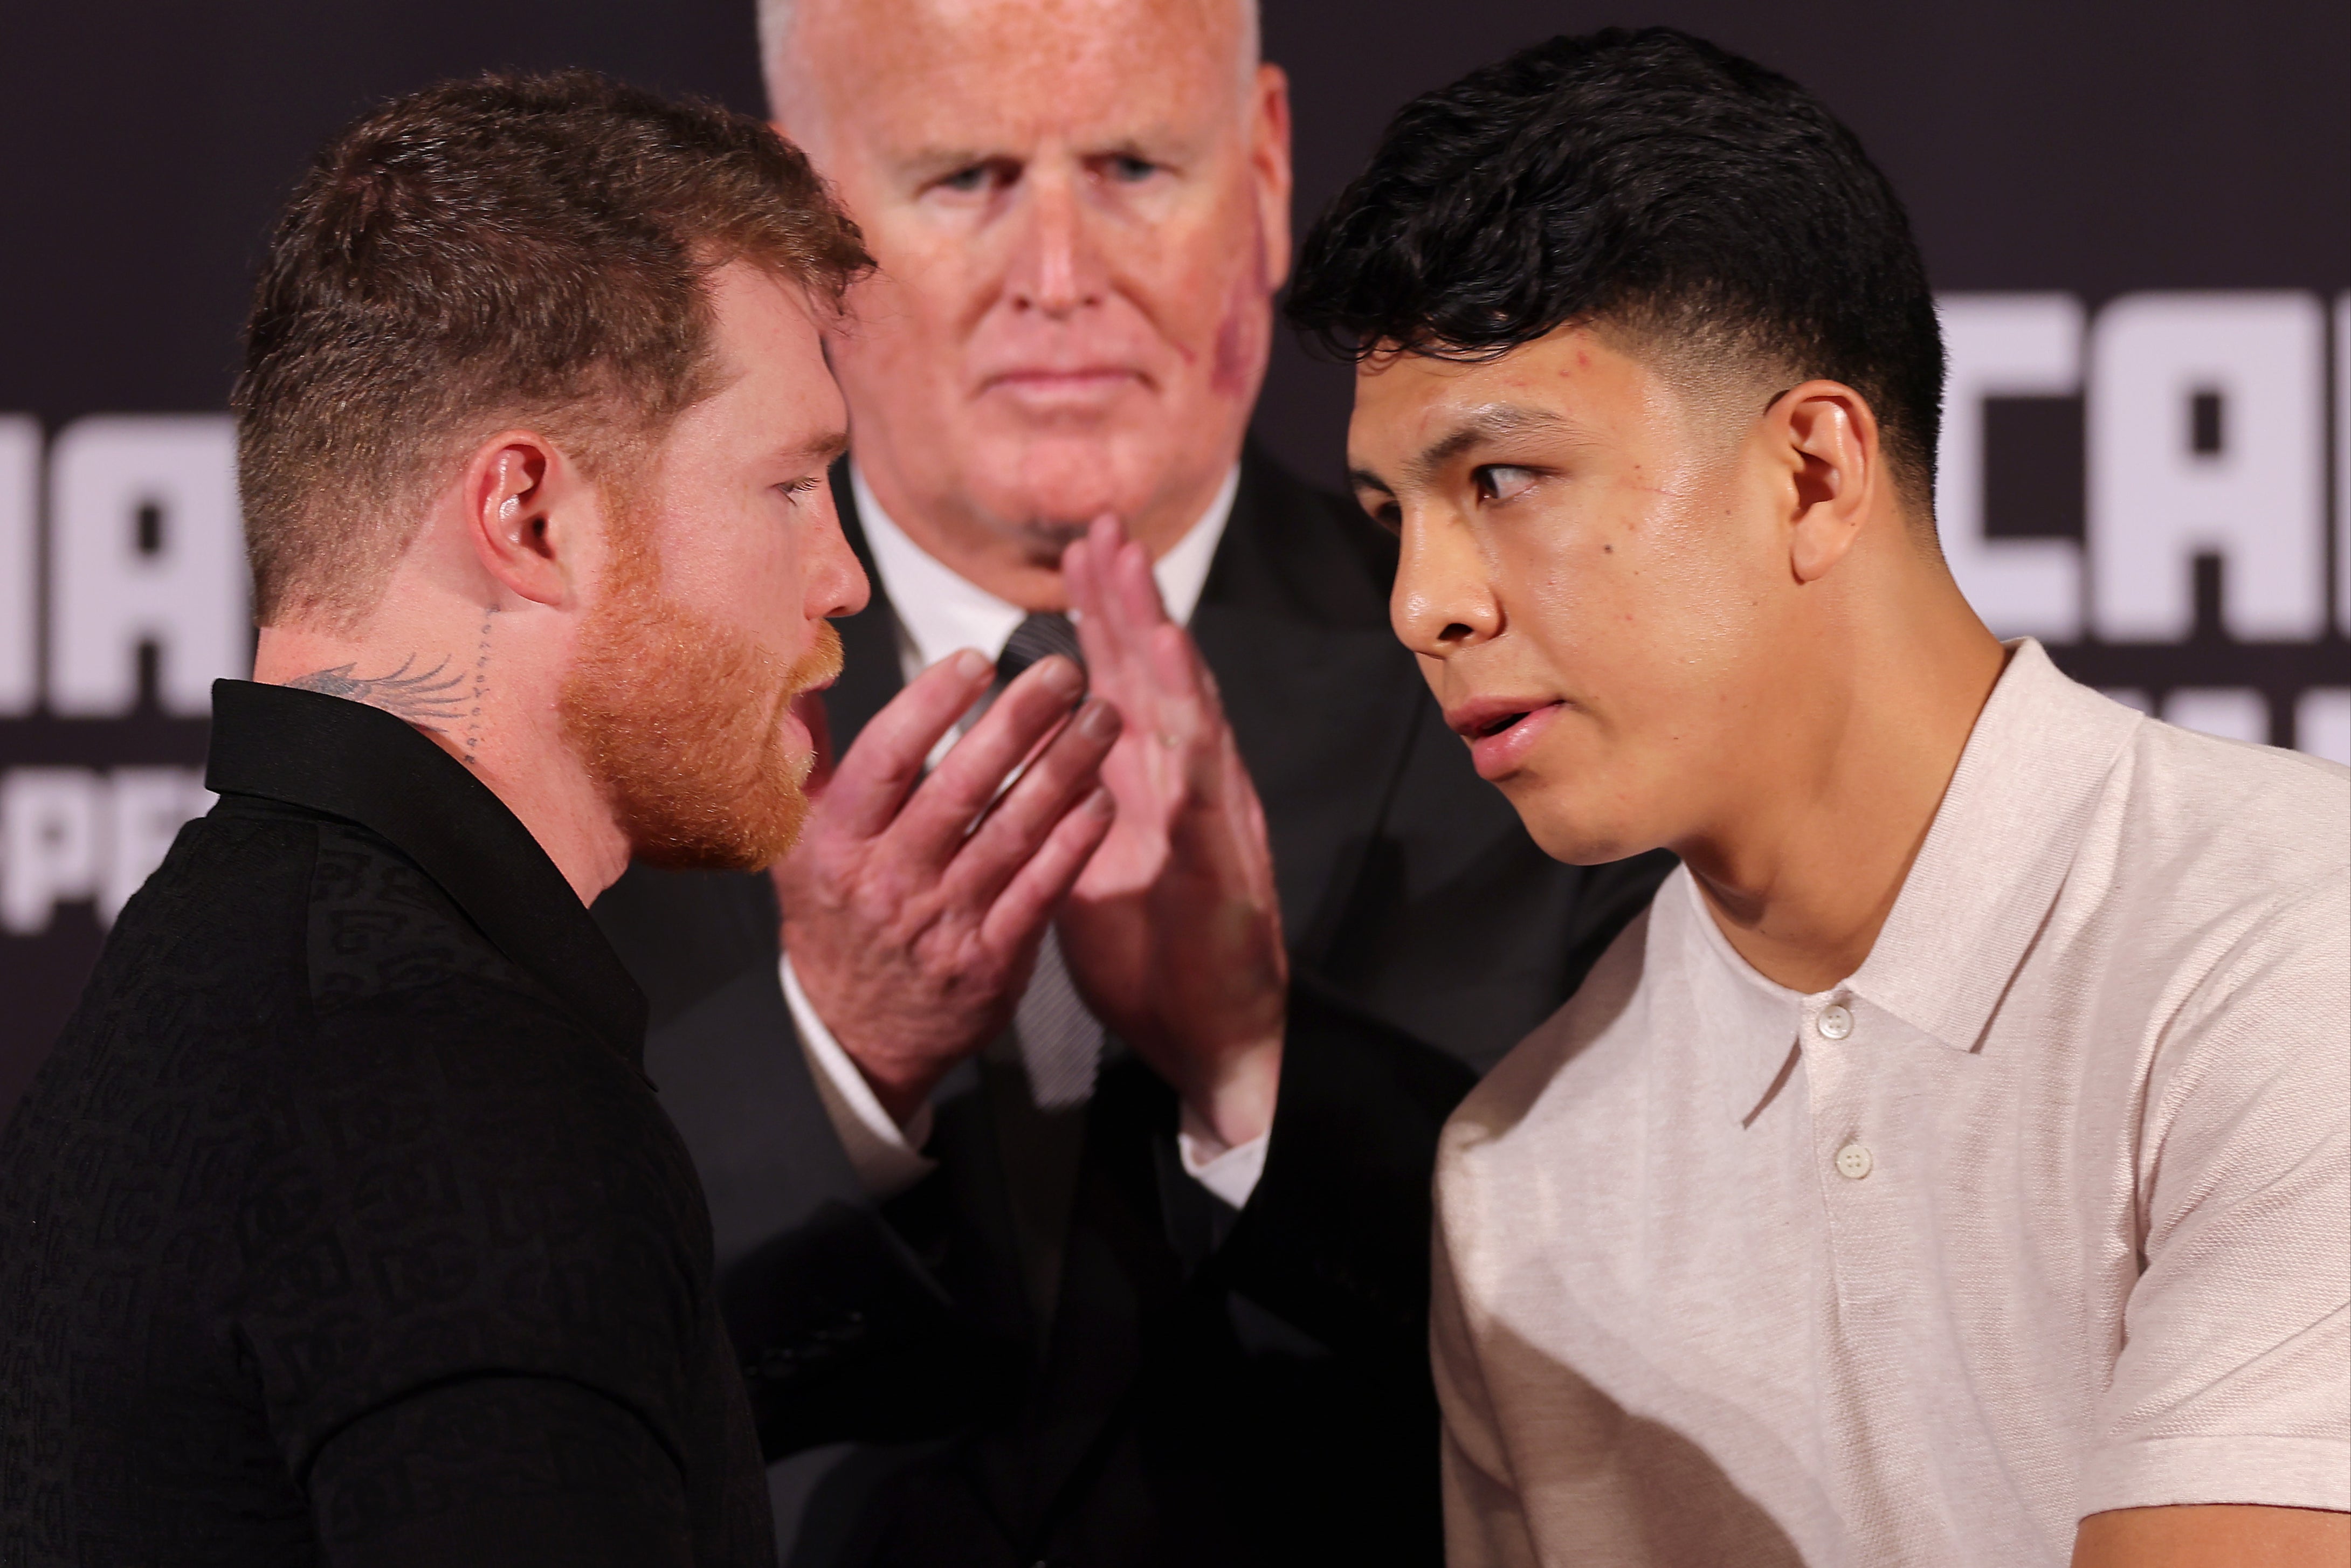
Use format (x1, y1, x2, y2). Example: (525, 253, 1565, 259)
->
(1673, 639, 2143, 1103)
(1657, 868, 1814, 1126)
(849, 461, 1239, 675)
(1847, 638, 2142, 1052)
(203, 679, 649, 1062)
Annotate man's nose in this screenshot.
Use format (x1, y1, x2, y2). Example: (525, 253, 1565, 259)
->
(1391, 513, 1500, 659)
(804, 482, 871, 623)
(1005, 167, 1105, 319)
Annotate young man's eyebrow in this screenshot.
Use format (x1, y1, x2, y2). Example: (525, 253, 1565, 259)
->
(1349, 404, 1573, 498)
(1405, 404, 1570, 486)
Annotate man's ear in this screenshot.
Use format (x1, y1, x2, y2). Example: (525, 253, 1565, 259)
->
(1252, 63, 1294, 293)
(461, 431, 595, 609)
(1767, 381, 1880, 584)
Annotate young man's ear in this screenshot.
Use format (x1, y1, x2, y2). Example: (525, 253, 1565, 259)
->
(463, 432, 594, 607)
(1770, 381, 1880, 584)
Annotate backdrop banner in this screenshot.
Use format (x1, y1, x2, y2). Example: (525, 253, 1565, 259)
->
(2, 0, 2345, 1109)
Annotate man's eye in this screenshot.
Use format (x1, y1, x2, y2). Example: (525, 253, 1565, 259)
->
(1107, 154, 1157, 183)
(1355, 497, 1402, 537)
(937, 165, 991, 194)
(1473, 465, 1539, 503)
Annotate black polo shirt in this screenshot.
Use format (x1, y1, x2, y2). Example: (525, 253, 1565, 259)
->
(0, 681, 773, 1567)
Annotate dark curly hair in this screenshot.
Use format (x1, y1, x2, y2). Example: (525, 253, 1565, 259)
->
(236, 69, 872, 628)
(1287, 29, 1944, 512)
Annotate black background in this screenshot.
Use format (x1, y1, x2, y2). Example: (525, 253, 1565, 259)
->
(2, 0, 2347, 1104)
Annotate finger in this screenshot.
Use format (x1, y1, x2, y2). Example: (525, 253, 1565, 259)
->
(886, 654, 1088, 864)
(1122, 621, 1217, 779)
(1067, 516, 1141, 691)
(1062, 526, 1102, 662)
(1097, 531, 1178, 731)
(820, 649, 995, 838)
(1177, 618, 1230, 719)
(1062, 521, 1102, 643)
(1153, 621, 1248, 797)
(1080, 519, 1173, 676)
(1169, 695, 1279, 901)
(1110, 527, 1172, 634)
(944, 694, 1123, 910)
(978, 786, 1117, 955)
(1148, 621, 1209, 719)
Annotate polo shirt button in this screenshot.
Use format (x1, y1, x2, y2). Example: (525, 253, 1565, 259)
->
(1817, 1004, 1854, 1040)
(1835, 1143, 1873, 1180)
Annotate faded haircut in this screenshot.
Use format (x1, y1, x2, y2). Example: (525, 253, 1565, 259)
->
(1287, 29, 1945, 515)
(234, 68, 871, 630)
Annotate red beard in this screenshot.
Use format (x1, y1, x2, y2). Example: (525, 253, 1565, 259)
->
(560, 521, 840, 872)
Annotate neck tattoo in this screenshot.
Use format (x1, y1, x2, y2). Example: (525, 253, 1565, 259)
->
(284, 652, 471, 734)
(461, 606, 495, 765)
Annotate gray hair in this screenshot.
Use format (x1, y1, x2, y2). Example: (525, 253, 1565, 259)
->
(758, 0, 1263, 127)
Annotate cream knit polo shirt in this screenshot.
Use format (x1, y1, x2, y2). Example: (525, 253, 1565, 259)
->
(1432, 640, 2350, 1567)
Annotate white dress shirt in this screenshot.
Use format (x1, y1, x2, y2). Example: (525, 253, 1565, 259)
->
(1431, 640, 2350, 1566)
(784, 464, 1271, 1210)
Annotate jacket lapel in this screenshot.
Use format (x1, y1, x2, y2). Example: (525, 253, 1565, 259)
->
(1191, 451, 1425, 978)
(1194, 607, 1421, 976)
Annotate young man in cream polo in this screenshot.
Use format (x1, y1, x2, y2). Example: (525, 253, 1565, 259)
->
(1291, 27, 2349, 1568)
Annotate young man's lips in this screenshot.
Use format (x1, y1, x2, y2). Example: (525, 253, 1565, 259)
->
(1452, 701, 1566, 781)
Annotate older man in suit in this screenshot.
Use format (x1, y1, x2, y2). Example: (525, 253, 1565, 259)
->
(590, 1, 1672, 1563)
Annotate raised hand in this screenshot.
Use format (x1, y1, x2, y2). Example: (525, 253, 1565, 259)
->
(1056, 515, 1287, 1150)
(773, 648, 1121, 1124)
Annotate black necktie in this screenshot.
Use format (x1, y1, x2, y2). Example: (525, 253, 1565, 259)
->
(989, 608, 1102, 1107)
(995, 611, 1085, 687)
(985, 613, 1104, 1330)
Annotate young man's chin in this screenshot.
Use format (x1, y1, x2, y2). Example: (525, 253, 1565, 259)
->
(1506, 784, 1647, 868)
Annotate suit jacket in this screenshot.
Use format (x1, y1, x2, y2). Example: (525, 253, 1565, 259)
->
(591, 449, 1673, 1566)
